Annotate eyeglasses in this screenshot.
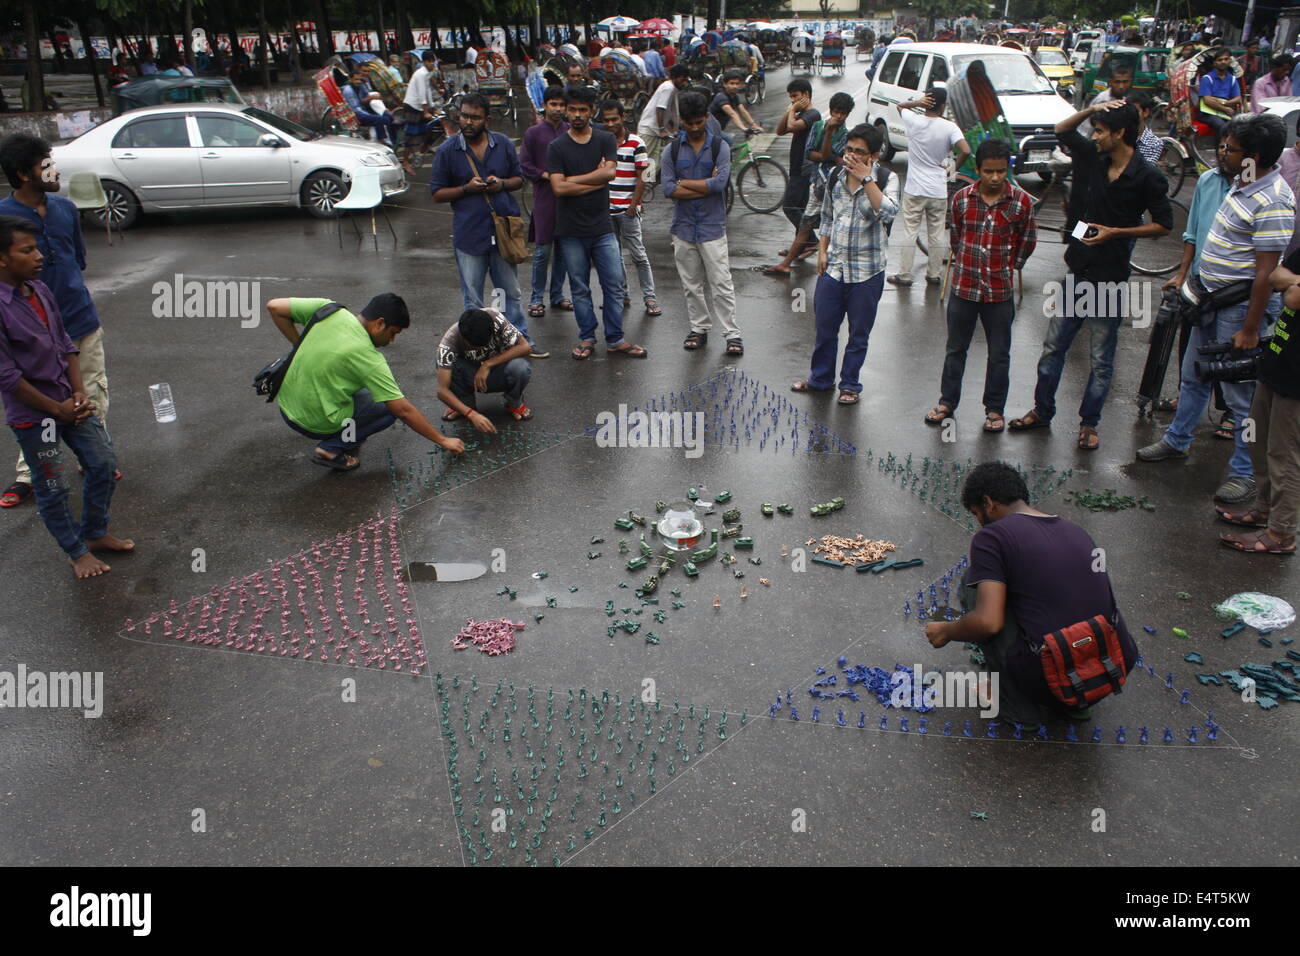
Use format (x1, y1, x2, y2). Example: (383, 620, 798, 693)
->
(844, 147, 872, 157)
(1218, 144, 1245, 154)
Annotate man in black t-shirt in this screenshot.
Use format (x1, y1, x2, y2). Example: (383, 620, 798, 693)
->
(925, 462, 1138, 726)
(708, 70, 761, 146)
(546, 85, 647, 360)
(777, 77, 821, 238)
(1218, 254, 1300, 553)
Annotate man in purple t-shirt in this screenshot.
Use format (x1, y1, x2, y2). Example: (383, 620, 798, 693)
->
(924, 462, 1138, 726)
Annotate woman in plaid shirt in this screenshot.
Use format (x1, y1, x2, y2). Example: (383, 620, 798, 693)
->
(924, 140, 1036, 433)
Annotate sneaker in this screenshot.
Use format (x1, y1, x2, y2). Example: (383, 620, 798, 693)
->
(1215, 475, 1257, 504)
(528, 344, 550, 359)
(886, 274, 913, 287)
(1136, 439, 1189, 462)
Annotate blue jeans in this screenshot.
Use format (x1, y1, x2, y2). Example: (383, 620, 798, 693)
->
(1164, 297, 1276, 477)
(558, 233, 626, 347)
(281, 389, 397, 457)
(449, 356, 532, 408)
(453, 246, 531, 343)
(12, 416, 117, 559)
(1031, 276, 1121, 429)
(528, 241, 570, 308)
(940, 295, 1015, 414)
(810, 271, 885, 393)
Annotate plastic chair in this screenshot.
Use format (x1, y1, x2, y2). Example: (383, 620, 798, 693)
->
(65, 171, 117, 245)
(334, 165, 396, 251)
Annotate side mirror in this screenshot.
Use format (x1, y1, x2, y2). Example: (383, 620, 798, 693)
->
(259, 133, 287, 148)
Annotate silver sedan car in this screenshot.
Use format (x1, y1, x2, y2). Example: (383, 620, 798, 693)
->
(53, 102, 407, 228)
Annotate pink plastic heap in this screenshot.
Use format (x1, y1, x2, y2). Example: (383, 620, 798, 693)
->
(451, 618, 526, 656)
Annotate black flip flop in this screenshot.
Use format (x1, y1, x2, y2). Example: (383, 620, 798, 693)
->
(312, 452, 359, 472)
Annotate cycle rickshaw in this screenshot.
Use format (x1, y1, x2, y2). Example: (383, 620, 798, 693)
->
(818, 32, 846, 75)
(759, 27, 789, 65)
(790, 32, 815, 75)
(476, 49, 517, 124)
(598, 49, 651, 122)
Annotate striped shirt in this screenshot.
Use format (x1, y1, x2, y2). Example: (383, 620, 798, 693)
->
(1199, 167, 1295, 291)
(609, 133, 649, 211)
(819, 167, 898, 284)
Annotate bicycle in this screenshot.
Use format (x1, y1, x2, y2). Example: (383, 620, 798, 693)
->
(1149, 97, 1217, 198)
(743, 69, 766, 106)
(724, 129, 788, 214)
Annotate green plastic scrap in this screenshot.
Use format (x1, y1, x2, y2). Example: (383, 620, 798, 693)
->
(1067, 488, 1155, 512)
(721, 508, 741, 523)
(1184, 652, 1204, 664)
(639, 534, 653, 557)
(614, 517, 635, 530)
(687, 488, 699, 500)
(970, 811, 988, 821)
(715, 491, 732, 503)
(626, 556, 648, 572)
(1195, 674, 1223, 685)
(587, 551, 602, 560)
(777, 504, 794, 515)
(1175, 592, 1191, 601)
(1172, 627, 1189, 638)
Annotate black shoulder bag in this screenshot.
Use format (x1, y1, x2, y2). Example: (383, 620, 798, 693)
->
(253, 301, 343, 402)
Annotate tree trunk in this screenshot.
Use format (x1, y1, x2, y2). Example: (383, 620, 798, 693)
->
(183, 1, 195, 71)
(79, 19, 106, 107)
(23, 0, 45, 111)
(315, 0, 333, 57)
(287, 23, 303, 83)
(375, 1, 387, 55)
(259, 0, 272, 88)
(394, 0, 414, 52)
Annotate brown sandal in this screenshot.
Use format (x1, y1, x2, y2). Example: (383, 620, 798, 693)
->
(1216, 507, 1269, 528)
(983, 412, 1005, 433)
(1008, 409, 1049, 431)
(1219, 529, 1296, 554)
(572, 341, 596, 360)
(609, 343, 648, 358)
(924, 404, 953, 425)
(1077, 426, 1099, 451)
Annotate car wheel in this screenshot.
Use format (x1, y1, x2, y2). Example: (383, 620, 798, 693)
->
(96, 180, 140, 230)
(303, 171, 347, 218)
(875, 122, 895, 163)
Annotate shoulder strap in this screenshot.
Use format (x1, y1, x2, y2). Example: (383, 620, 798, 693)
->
(292, 301, 342, 356)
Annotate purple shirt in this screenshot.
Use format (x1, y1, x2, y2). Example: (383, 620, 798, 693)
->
(1252, 72, 1291, 112)
(0, 279, 78, 427)
(521, 119, 566, 245)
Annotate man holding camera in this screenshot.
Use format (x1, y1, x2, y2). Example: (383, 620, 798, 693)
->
(1217, 253, 1300, 553)
(1137, 113, 1293, 506)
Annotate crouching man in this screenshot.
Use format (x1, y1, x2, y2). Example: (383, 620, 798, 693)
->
(269, 293, 465, 471)
(923, 462, 1139, 727)
(437, 308, 535, 429)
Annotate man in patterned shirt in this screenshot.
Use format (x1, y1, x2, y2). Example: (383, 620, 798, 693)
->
(791, 124, 896, 405)
(600, 100, 660, 316)
(924, 139, 1036, 433)
(1127, 91, 1165, 165)
(1136, 112, 1293, 506)
(436, 307, 535, 426)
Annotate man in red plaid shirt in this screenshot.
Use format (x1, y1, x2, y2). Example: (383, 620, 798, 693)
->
(924, 139, 1036, 433)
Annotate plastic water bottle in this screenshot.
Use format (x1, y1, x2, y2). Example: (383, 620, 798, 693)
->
(149, 383, 176, 423)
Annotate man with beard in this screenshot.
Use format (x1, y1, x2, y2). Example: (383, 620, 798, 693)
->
(430, 93, 547, 358)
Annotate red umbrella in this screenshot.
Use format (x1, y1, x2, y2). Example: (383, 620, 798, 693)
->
(638, 18, 674, 34)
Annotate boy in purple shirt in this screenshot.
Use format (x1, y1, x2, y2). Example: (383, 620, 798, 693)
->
(0, 216, 131, 578)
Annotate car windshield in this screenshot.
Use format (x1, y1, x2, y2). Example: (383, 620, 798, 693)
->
(1036, 50, 1070, 66)
(241, 106, 317, 141)
(953, 54, 1055, 94)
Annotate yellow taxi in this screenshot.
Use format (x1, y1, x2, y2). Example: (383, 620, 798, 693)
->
(1034, 45, 1076, 100)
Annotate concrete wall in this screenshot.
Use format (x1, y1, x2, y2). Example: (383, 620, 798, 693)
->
(0, 84, 330, 142)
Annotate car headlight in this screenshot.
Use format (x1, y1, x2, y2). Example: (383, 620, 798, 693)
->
(359, 152, 394, 167)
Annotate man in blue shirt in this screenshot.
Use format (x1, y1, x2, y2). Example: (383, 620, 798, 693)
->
(0, 134, 111, 509)
(641, 40, 665, 79)
(663, 92, 739, 355)
(1197, 48, 1243, 138)
(430, 93, 545, 358)
(342, 61, 396, 144)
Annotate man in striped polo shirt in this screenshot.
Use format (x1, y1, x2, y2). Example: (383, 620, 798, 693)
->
(600, 99, 660, 316)
(1137, 112, 1294, 505)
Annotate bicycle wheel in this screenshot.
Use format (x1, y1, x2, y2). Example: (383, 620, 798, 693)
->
(1130, 197, 1190, 277)
(744, 78, 760, 106)
(1157, 137, 1187, 197)
(737, 156, 788, 213)
(1191, 129, 1219, 170)
(725, 180, 734, 214)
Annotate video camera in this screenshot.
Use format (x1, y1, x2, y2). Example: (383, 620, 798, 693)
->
(1194, 337, 1273, 384)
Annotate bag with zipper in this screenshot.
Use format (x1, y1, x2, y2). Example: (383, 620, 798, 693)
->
(1031, 581, 1132, 708)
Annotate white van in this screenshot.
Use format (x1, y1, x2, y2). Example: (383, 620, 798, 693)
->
(865, 42, 1074, 178)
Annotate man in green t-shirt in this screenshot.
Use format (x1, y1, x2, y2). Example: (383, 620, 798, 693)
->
(268, 292, 464, 471)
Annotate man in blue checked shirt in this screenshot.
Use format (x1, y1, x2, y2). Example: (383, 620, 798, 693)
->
(791, 124, 896, 405)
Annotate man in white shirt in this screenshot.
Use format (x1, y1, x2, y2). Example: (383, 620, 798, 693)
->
(400, 51, 450, 173)
(1079, 64, 1132, 137)
(889, 87, 970, 287)
(636, 64, 691, 183)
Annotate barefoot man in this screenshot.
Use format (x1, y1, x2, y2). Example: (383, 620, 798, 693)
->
(0, 216, 131, 578)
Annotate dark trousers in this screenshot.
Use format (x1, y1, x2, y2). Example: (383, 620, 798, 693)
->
(450, 356, 532, 408)
(962, 576, 1048, 726)
(282, 388, 397, 456)
(809, 271, 885, 393)
(12, 416, 117, 559)
(939, 295, 1015, 415)
(782, 174, 810, 230)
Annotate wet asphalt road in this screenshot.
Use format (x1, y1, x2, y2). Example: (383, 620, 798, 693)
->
(0, 60, 1295, 867)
